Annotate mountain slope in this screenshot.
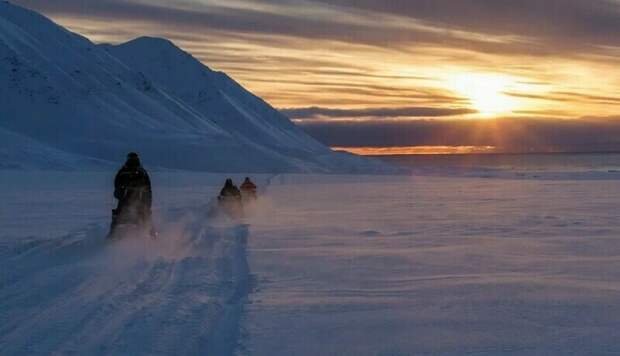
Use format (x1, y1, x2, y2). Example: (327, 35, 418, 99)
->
(0, 127, 113, 170)
(0, 2, 396, 173)
(102, 37, 325, 152)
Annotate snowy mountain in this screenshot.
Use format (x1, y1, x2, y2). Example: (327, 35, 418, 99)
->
(0, 1, 396, 173)
(0, 127, 113, 170)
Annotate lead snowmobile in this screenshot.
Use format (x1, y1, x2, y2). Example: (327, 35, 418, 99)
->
(217, 178, 244, 220)
(108, 152, 157, 239)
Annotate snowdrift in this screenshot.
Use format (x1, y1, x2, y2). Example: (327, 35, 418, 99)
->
(0, 2, 397, 174)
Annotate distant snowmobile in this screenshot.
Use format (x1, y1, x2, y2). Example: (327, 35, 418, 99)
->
(108, 152, 157, 239)
(217, 178, 244, 219)
(240, 177, 257, 202)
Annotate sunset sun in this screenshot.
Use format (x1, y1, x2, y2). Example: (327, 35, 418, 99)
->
(448, 73, 517, 117)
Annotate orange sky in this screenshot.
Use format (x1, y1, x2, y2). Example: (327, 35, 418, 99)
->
(56, 15, 620, 120)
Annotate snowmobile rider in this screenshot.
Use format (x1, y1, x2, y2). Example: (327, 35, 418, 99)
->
(217, 178, 243, 219)
(219, 178, 242, 200)
(240, 177, 257, 199)
(110, 152, 154, 235)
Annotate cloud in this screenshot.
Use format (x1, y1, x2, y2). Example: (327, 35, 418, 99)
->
(297, 116, 620, 153)
(12, 0, 620, 58)
(10, 0, 620, 124)
(308, 0, 620, 55)
(282, 106, 476, 119)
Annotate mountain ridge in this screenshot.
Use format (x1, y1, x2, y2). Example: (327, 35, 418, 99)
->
(0, 1, 398, 173)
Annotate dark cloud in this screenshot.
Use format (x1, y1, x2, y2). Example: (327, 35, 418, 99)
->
(308, 0, 620, 53)
(282, 106, 475, 119)
(12, 0, 620, 58)
(505, 90, 620, 106)
(298, 117, 620, 153)
(11, 0, 427, 47)
(551, 91, 620, 105)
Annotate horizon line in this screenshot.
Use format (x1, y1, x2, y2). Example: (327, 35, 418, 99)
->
(333, 146, 620, 156)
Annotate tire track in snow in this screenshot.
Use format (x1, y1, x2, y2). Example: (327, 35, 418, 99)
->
(0, 202, 252, 355)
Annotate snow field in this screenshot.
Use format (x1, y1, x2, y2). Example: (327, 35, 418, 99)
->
(3, 171, 620, 355)
(245, 175, 620, 355)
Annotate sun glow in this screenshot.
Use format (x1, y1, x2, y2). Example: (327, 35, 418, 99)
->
(333, 146, 497, 155)
(448, 73, 518, 117)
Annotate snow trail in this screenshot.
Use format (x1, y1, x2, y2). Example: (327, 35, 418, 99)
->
(0, 202, 252, 355)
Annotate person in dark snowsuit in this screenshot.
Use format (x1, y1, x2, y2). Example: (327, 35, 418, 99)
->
(219, 178, 241, 199)
(240, 177, 257, 200)
(218, 178, 243, 218)
(109, 152, 154, 236)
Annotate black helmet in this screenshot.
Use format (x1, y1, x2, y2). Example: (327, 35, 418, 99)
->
(125, 152, 141, 168)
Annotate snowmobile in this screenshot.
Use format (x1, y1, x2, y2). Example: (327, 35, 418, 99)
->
(241, 190, 257, 202)
(217, 194, 244, 220)
(109, 152, 157, 239)
(240, 177, 258, 202)
(215, 178, 244, 220)
(108, 203, 157, 239)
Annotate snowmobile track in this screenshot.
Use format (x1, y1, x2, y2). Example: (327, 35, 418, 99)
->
(0, 204, 252, 355)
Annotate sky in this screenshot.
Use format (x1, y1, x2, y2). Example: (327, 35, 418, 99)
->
(12, 0, 620, 153)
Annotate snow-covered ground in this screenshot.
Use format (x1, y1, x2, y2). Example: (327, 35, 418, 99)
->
(246, 174, 620, 355)
(0, 171, 264, 355)
(2, 170, 620, 355)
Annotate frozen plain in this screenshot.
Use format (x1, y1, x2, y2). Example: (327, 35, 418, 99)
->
(2, 170, 620, 355)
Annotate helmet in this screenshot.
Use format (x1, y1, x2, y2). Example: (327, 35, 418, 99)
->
(125, 152, 141, 168)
